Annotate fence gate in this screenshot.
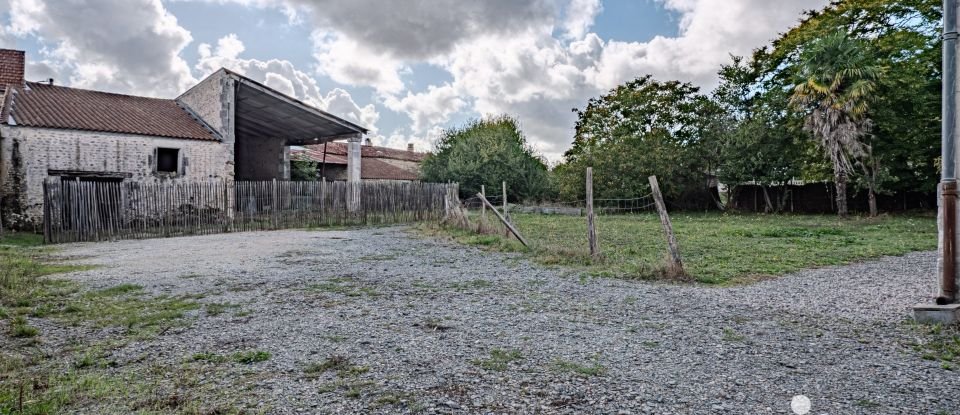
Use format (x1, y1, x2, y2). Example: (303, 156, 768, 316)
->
(43, 179, 458, 243)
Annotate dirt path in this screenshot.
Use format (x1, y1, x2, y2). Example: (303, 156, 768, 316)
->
(54, 227, 958, 414)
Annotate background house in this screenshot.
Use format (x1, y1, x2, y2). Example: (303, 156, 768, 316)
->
(293, 141, 426, 181)
(0, 49, 369, 229)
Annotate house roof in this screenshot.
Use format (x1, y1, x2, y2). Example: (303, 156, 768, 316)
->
(292, 143, 425, 181)
(303, 142, 427, 162)
(1, 82, 217, 141)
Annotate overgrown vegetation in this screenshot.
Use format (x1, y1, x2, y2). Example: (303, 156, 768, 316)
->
(549, 0, 941, 215)
(0, 233, 252, 413)
(420, 116, 554, 202)
(426, 212, 936, 284)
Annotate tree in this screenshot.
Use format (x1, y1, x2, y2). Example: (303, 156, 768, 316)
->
(712, 57, 805, 212)
(556, 76, 721, 207)
(789, 32, 882, 217)
(747, 0, 941, 214)
(420, 116, 554, 201)
(290, 156, 318, 181)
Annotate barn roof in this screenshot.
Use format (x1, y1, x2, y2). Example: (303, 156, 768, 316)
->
(1, 82, 217, 141)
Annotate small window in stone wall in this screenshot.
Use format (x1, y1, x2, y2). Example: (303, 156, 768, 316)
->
(156, 148, 180, 174)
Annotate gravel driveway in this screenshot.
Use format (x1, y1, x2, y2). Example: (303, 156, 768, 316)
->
(57, 227, 958, 414)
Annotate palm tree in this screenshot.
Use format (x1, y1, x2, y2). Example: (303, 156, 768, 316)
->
(790, 32, 882, 217)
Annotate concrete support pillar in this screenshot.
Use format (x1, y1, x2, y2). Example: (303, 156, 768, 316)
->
(347, 134, 362, 183)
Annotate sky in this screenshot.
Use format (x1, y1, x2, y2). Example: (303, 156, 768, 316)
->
(0, 0, 829, 161)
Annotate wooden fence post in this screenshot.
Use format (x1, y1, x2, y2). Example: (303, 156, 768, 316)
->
(477, 193, 529, 248)
(648, 175, 683, 271)
(586, 167, 599, 259)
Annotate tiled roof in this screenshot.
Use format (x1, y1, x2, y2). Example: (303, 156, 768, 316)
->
(3, 82, 217, 141)
(307, 142, 427, 162)
(292, 144, 423, 181)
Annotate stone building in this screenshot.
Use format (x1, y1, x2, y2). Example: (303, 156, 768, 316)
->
(0, 49, 368, 229)
(293, 141, 426, 181)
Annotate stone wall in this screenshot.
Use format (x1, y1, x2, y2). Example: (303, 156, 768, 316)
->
(0, 125, 230, 228)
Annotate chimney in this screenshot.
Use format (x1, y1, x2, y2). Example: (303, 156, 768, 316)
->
(407, 143, 414, 152)
(0, 49, 25, 86)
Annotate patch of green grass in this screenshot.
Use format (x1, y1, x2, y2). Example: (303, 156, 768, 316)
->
(423, 213, 936, 284)
(9, 315, 39, 338)
(192, 350, 271, 364)
(191, 352, 228, 363)
(471, 348, 523, 372)
(551, 359, 606, 377)
(911, 325, 960, 368)
(722, 327, 746, 342)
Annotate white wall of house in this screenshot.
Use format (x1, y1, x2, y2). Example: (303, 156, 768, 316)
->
(0, 125, 230, 227)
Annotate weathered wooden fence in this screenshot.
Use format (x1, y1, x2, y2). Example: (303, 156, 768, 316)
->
(43, 179, 458, 243)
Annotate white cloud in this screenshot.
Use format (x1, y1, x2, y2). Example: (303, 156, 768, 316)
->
(562, 0, 602, 40)
(383, 84, 466, 135)
(0, 0, 831, 157)
(310, 30, 406, 95)
(8, 0, 196, 97)
(196, 34, 380, 134)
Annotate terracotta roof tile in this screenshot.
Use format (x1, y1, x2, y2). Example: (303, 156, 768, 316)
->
(292, 144, 424, 181)
(4, 82, 216, 141)
(306, 142, 427, 162)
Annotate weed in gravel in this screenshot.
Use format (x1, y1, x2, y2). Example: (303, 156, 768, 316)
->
(305, 355, 368, 378)
(722, 328, 746, 342)
(373, 391, 420, 411)
(205, 302, 241, 316)
(359, 254, 399, 261)
(855, 399, 881, 408)
(9, 315, 39, 338)
(307, 276, 380, 298)
(415, 317, 453, 332)
(231, 350, 271, 364)
(472, 348, 523, 371)
(551, 359, 606, 377)
(192, 352, 228, 363)
(911, 325, 960, 368)
(450, 279, 493, 291)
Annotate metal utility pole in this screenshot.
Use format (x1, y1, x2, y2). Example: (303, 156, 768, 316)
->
(939, 0, 959, 305)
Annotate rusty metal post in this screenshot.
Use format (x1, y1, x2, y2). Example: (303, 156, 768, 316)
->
(939, 182, 958, 304)
(938, 0, 959, 305)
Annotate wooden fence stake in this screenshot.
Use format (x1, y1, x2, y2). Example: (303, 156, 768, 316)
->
(477, 193, 529, 248)
(648, 175, 683, 270)
(586, 167, 599, 259)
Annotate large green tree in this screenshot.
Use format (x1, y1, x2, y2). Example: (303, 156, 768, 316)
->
(420, 116, 553, 201)
(747, 0, 940, 213)
(556, 76, 722, 206)
(789, 32, 882, 217)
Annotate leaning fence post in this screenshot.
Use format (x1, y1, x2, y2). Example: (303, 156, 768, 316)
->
(648, 175, 683, 271)
(477, 193, 529, 248)
(586, 167, 599, 259)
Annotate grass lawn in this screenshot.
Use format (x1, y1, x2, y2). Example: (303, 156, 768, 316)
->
(429, 212, 937, 284)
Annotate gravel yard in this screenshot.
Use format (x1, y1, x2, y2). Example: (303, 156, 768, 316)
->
(50, 227, 959, 414)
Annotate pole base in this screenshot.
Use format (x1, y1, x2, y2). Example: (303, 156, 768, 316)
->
(913, 303, 960, 325)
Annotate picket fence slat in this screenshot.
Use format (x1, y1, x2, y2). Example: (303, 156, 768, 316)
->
(42, 179, 456, 243)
